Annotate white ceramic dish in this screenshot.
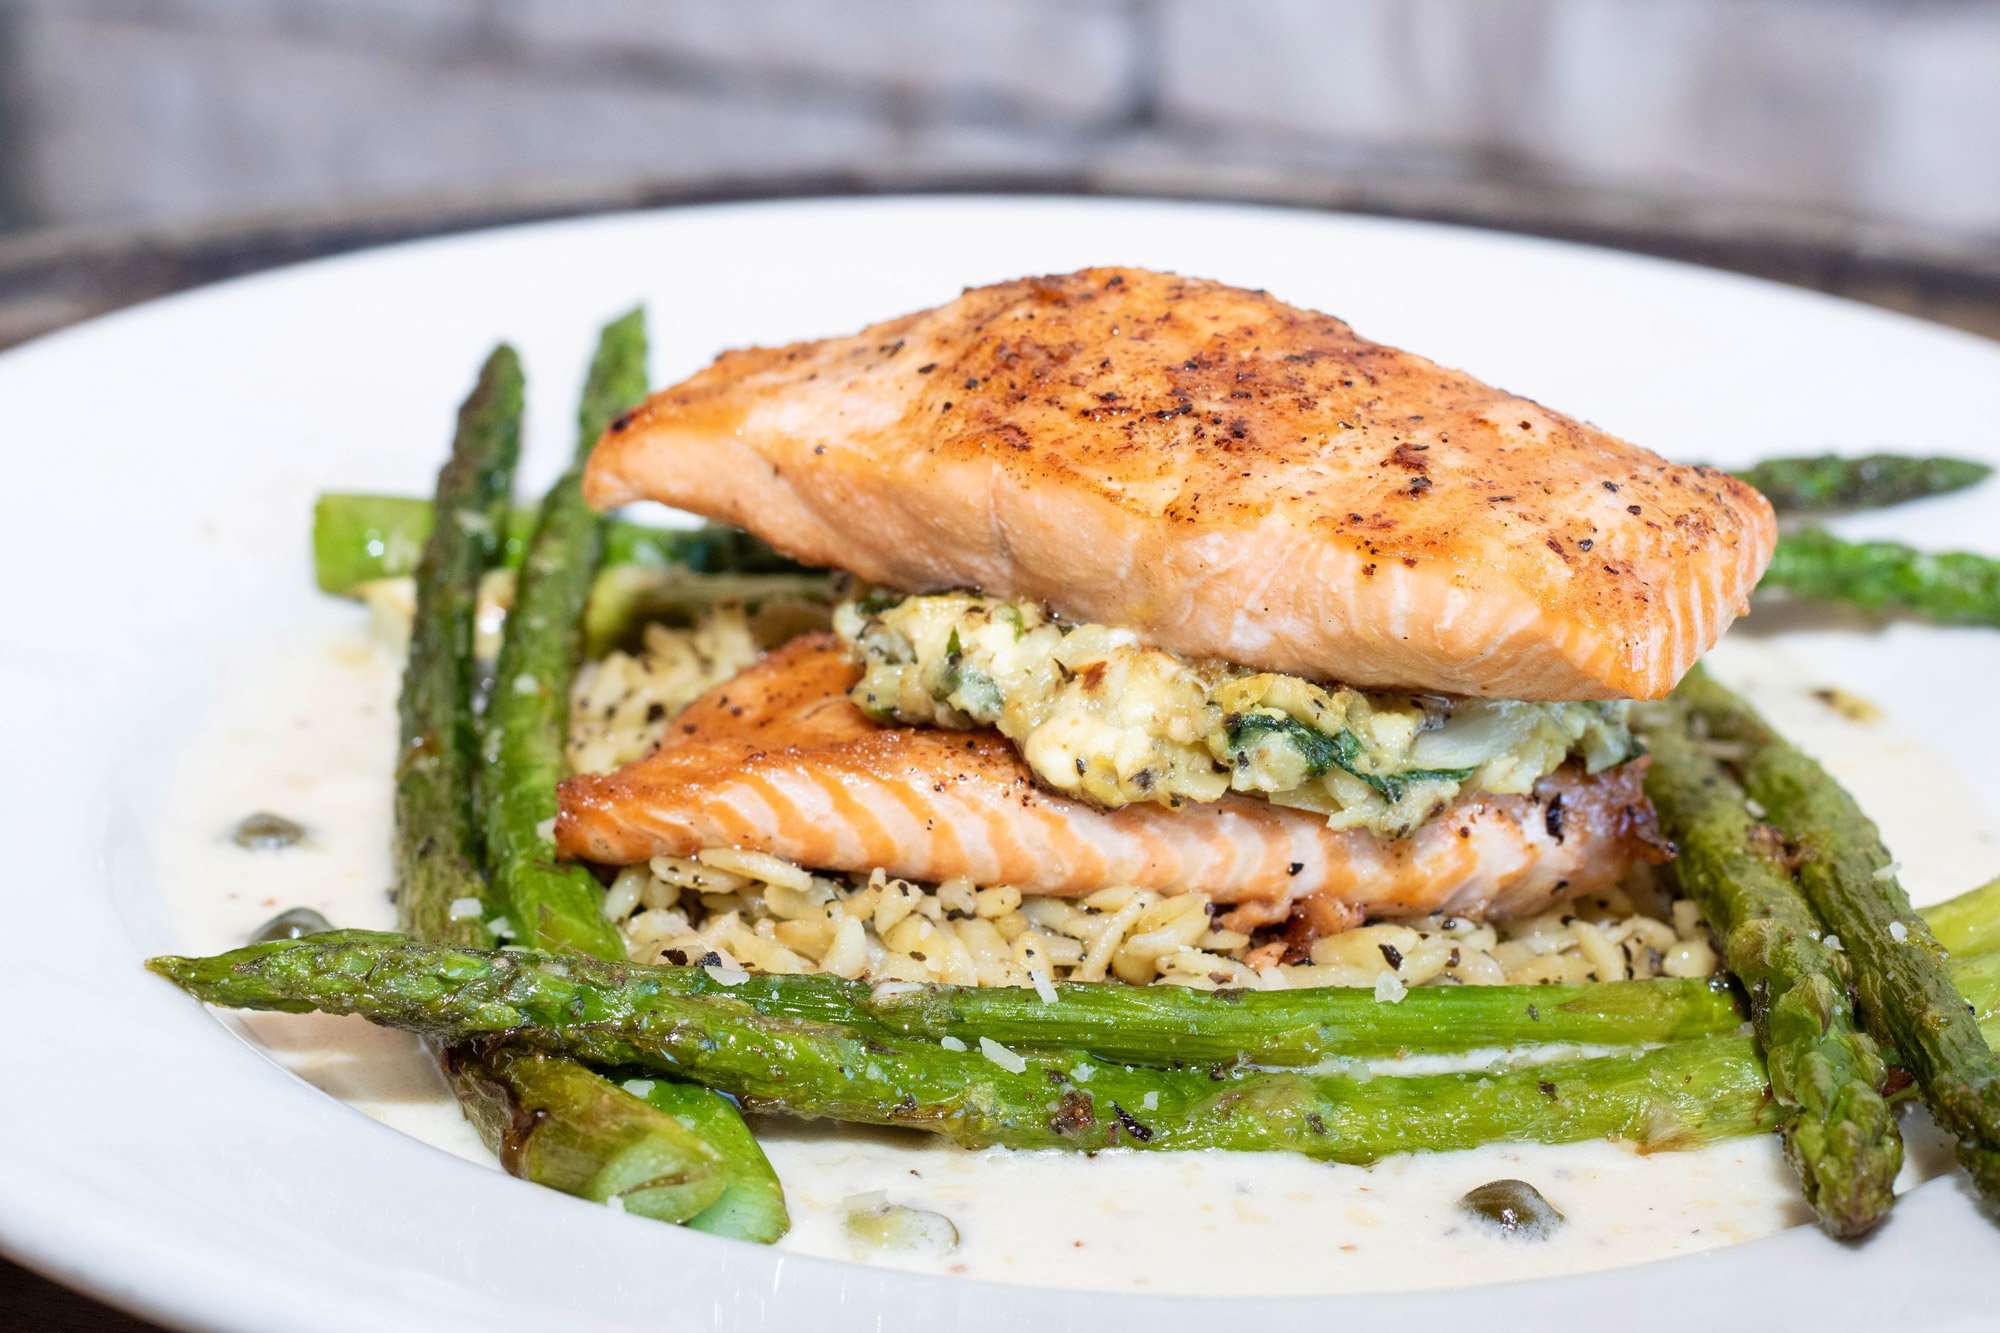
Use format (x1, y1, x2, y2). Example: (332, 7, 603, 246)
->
(2, 196, 1999, 1331)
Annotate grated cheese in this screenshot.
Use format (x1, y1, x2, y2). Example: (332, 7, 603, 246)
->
(979, 1036, 1027, 1074)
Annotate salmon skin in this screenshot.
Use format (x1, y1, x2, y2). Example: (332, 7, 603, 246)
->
(558, 636, 1666, 929)
(585, 268, 1776, 701)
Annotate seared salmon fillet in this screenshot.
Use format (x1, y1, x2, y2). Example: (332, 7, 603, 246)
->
(557, 636, 1664, 927)
(585, 268, 1776, 701)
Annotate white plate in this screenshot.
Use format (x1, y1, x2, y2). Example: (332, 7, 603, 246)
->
(3, 196, 1999, 1332)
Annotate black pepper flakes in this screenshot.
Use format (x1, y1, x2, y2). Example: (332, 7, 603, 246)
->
(1112, 1104, 1155, 1142)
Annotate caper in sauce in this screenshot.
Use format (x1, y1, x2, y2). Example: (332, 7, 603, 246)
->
(1458, 1179, 1564, 1239)
(231, 812, 308, 850)
(843, 1195, 959, 1256)
(251, 907, 334, 944)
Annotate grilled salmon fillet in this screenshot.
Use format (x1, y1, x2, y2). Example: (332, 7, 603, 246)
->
(557, 635, 1664, 927)
(585, 268, 1776, 701)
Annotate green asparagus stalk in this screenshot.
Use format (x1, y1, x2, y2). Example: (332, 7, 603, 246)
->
(627, 1078, 790, 1244)
(446, 1046, 725, 1219)
(150, 932, 1782, 1162)
(1764, 529, 2000, 628)
(142, 863, 2000, 1164)
(675, 967, 1744, 1064)
(1731, 453, 1991, 514)
(394, 346, 521, 949)
(1677, 667, 2000, 1211)
(393, 345, 724, 1226)
(312, 491, 808, 596)
(479, 310, 788, 1242)
(1641, 705, 1900, 1237)
(1925, 877, 2000, 960)
(482, 312, 644, 958)
(1953, 952, 2000, 1027)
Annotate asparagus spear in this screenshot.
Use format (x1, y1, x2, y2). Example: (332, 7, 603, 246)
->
(1926, 877, 2000, 960)
(480, 309, 789, 1242)
(629, 1079, 790, 1244)
(677, 967, 1743, 1063)
(393, 345, 723, 1225)
(394, 346, 521, 949)
(1731, 453, 1991, 514)
(1677, 667, 2000, 1211)
(1763, 529, 2000, 628)
(482, 312, 643, 958)
(1641, 705, 1900, 1237)
(150, 932, 1782, 1162)
(446, 1045, 725, 1220)
(312, 491, 809, 596)
(143, 863, 2000, 1164)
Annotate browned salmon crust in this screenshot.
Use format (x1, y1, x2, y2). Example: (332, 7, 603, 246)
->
(585, 267, 1776, 701)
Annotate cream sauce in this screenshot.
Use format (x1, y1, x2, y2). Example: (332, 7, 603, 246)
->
(155, 628, 1992, 1295)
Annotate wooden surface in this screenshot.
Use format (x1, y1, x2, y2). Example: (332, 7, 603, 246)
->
(2, 174, 1994, 1331)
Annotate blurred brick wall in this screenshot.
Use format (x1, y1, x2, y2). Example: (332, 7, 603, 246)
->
(2, 0, 1997, 246)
